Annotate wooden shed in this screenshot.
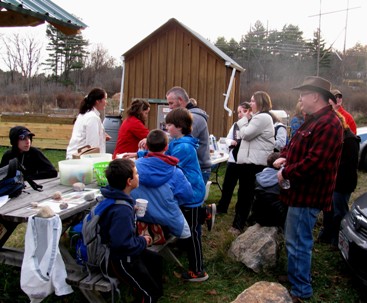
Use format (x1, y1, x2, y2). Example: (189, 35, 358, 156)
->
(121, 18, 245, 137)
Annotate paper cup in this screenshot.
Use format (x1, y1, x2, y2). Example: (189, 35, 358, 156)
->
(136, 198, 148, 217)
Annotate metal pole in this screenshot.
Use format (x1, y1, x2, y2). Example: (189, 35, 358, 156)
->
(316, 0, 321, 76)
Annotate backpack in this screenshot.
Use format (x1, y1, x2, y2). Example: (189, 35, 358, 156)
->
(0, 158, 25, 198)
(77, 197, 133, 301)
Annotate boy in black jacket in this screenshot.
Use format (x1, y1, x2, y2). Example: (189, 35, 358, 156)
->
(0, 126, 57, 180)
(98, 158, 163, 303)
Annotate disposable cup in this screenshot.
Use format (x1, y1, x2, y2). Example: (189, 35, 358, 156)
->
(136, 198, 148, 217)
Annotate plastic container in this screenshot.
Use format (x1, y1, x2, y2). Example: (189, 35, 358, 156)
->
(80, 153, 112, 166)
(58, 159, 93, 186)
(93, 161, 110, 187)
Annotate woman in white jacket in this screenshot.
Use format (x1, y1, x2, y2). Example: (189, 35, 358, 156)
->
(229, 91, 275, 235)
(66, 88, 110, 159)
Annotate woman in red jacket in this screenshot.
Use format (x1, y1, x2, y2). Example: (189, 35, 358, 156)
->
(113, 99, 150, 158)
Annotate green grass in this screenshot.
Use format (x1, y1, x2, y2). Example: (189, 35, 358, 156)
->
(0, 147, 366, 302)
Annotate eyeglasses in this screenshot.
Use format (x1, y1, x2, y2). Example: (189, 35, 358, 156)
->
(299, 91, 314, 98)
(335, 94, 342, 99)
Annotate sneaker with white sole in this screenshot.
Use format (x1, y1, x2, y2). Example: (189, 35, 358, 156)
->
(181, 270, 209, 282)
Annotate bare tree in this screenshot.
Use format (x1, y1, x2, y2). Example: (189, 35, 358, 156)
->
(1, 33, 43, 91)
(88, 44, 116, 71)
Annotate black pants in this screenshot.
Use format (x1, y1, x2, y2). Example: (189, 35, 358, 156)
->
(109, 249, 163, 303)
(233, 163, 265, 231)
(181, 206, 205, 273)
(217, 162, 240, 213)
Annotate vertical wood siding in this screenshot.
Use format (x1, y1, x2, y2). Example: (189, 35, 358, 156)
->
(123, 22, 240, 137)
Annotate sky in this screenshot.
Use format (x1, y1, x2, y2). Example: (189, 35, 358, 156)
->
(1, 0, 366, 66)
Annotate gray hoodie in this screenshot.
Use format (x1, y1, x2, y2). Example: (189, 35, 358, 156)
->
(187, 106, 211, 170)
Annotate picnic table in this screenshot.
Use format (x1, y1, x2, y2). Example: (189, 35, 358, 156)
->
(0, 176, 183, 303)
(0, 177, 111, 302)
(210, 152, 229, 192)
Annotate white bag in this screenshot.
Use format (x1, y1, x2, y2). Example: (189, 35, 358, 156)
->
(21, 214, 73, 303)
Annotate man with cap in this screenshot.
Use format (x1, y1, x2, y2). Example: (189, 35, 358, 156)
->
(330, 89, 357, 134)
(273, 76, 343, 302)
(0, 126, 57, 180)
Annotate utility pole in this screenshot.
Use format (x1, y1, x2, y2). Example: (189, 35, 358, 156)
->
(309, 1, 360, 77)
(316, 0, 322, 76)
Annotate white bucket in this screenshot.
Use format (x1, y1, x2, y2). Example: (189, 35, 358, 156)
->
(58, 159, 93, 186)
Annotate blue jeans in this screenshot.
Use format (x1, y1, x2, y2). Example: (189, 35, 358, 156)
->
(285, 206, 320, 298)
(201, 169, 211, 186)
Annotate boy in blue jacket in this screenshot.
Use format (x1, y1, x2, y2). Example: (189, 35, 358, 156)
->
(131, 129, 193, 241)
(165, 107, 214, 282)
(98, 158, 163, 303)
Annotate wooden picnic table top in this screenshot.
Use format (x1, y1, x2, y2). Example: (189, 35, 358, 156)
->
(0, 176, 99, 224)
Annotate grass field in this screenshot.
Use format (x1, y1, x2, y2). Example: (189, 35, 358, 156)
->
(0, 147, 366, 303)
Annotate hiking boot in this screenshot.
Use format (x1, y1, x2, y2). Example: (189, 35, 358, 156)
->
(205, 203, 216, 231)
(181, 270, 209, 282)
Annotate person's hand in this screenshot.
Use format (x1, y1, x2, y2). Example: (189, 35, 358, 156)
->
(273, 157, 286, 169)
(105, 132, 112, 142)
(123, 152, 137, 159)
(138, 138, 147, 150)
(144, 235, 153, 246)
(277, 168, 285, 185)
(245, 111, 252, 120)
(231, 140, 237, 146)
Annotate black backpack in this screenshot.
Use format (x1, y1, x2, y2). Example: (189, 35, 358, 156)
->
(0, 158, 43, 198)
(0, 158, 25, 198)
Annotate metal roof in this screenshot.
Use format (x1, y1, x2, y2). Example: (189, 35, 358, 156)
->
(0, 0, 87, 35)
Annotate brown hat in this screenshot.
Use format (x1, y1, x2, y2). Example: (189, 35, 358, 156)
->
(293, 76, 336, 103)
(331, 89, 342, 97)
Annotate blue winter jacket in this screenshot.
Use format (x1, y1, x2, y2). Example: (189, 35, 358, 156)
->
(98, 186, 147, 260)
(131, 155, 192, 238)
(166, 135, 206, 207)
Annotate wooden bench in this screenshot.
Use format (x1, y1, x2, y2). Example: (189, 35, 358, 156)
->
(0, 247, 24, 267)
(0, 236, 183, 303)
(65, 235, 183, 302)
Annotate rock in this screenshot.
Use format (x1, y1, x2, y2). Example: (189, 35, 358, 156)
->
(30, 202, 39, 208)
(59, 202, 68, 210)
(73, 182, 85, 191)
(84, 192, 95, 201)
(231, 281, 292, 303)
(228, 223, 283, 273)
(51, 191, 62, 200)
(36, 206, 55, 218)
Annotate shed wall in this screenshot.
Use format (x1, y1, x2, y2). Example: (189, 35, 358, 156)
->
(123, 24, 240, 137)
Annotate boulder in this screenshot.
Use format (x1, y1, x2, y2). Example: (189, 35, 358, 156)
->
(231, 281, 293, 303)
(228, 223, 283, 273)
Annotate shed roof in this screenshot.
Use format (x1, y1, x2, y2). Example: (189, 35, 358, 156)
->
(123, 18, 245, 72)
(0, 0, 87, 35)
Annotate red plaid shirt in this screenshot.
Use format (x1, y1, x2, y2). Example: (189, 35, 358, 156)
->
(280, 105, 343, 211)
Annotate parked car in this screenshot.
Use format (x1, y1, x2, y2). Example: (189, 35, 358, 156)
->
(339, 192, 367, 287)
(358, 126, 367, 170)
